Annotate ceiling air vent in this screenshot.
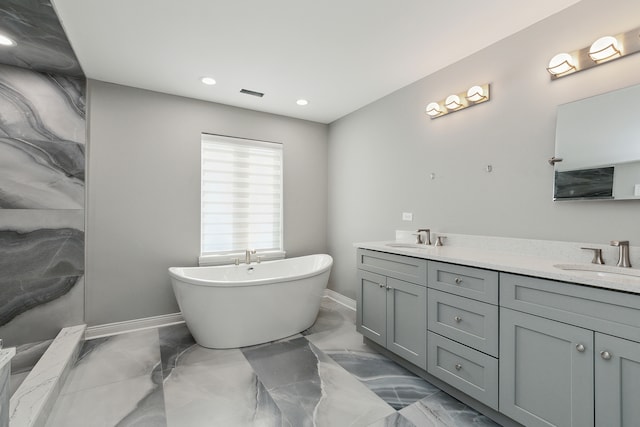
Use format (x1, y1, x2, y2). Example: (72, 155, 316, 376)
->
(240, 89, 264, 97)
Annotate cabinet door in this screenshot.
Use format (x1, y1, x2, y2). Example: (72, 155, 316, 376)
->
(595, 333, 640, 427)
(356, 270, 387, 347)
(500, 308, 594, 427)
(386, 277, 427, 369)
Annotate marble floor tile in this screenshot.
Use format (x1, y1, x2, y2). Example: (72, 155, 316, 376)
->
(328, 350, 439, 410)
(61, 329, 160, 394)
(163, 347, 287, 427)
(367, 411, 420, 427)
(401, 391, 500, 427)
(45, 373, 166, 427)
(243, 337, 395, 427)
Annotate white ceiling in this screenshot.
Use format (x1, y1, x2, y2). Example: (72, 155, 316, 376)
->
(51, 0, 581, 124)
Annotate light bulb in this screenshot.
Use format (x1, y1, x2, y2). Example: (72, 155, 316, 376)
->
(426, 102, 442, 116)
(547, 53, 576, 76)
(589, 36, 620, 62)
(466, 86, 486, 102)
(445, 94, 462, 110)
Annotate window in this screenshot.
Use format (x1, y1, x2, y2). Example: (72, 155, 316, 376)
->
(200, 134, 284, 264)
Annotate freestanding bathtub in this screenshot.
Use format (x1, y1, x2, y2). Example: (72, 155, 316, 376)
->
(168, 254, 333, 349)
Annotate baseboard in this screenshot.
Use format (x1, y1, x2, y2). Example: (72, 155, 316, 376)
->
(85, 312, 184, 340)
(86, 292, 353, 340)
(324, 289, 356, 311)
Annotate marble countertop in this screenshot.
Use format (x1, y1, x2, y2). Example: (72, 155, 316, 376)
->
(356, 240, 640, 295)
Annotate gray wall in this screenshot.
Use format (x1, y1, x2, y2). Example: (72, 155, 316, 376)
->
(327, 0, 640, 299)
(86, 80, 328, 325)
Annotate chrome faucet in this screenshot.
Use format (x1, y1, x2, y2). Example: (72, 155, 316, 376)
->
(245, 249, 256, 265)
(610, 240, 632, 268)
(415, 229, 431, 245)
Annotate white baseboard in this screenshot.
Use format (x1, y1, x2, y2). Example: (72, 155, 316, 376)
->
(85, 312, 184, 340)
(324, 289, 356, 311)
(86, 292, 354, 340)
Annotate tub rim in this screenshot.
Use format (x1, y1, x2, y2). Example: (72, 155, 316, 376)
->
(169, 253, 333, 288)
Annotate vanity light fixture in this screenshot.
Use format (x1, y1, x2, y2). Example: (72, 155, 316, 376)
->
(425, 83, 490, 119)
(0, 33, 16, 46)
(547, 25, 640, 80)
(201, 77, 216, 85)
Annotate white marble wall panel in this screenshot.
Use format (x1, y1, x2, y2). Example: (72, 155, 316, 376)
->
(0, 0, 83, 77)
(0, 64, 85, 209)
(0, 210, 84, 346)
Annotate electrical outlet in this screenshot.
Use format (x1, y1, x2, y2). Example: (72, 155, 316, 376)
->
(402, 212, 413, 221)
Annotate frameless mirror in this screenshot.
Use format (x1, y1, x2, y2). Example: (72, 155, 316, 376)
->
(553, 83, 640, 201)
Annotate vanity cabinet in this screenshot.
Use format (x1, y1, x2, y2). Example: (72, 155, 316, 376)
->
(426, 262, 500, 409)
(500, 273, 640, 427)
(356, 249, 427, 369)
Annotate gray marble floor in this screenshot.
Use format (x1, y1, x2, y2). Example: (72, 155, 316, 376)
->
(44, 298, 500, 427)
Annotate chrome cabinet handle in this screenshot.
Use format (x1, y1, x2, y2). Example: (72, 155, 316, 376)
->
(576, 344, 585, 352)
(455, 363, 462, 371)
(454, 277, 462, 285)
(386, 285, 392, 291)
(600, 350, 612, 360)
(454, 316, 462, 323)
(379, 283, 385, 288)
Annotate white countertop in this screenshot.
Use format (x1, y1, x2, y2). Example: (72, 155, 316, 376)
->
(356, 240, 640, 295)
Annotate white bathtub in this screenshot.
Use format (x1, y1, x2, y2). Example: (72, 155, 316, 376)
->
(168, 254, 333, 349)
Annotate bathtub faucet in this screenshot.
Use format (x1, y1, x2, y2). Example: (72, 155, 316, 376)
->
(245, 249, 256, 264)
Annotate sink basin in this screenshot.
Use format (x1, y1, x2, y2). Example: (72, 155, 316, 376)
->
(385, 243, 431, 250)
(553, 263, 640, 280)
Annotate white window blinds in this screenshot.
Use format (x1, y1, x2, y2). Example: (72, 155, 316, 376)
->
(201, 134, 283, 256)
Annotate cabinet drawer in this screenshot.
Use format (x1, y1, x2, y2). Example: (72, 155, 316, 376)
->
(427, 261, 498, 304)
(501, 273, 640, 342)
(427, 331, 498, 410)
(357, 249, 427, 286)
(427, 289, 499, 357)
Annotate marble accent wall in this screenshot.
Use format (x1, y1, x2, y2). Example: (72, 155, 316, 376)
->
(0, 0, 83, 77)
(0, 63, 86, 346)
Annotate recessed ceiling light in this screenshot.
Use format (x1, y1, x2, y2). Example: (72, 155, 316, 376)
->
(201, 77, 216, 85)
(0, 34, 16, 47)
(296, 99, 309, 106)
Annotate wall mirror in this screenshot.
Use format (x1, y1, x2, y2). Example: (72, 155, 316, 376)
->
(553, 83, 640, 201)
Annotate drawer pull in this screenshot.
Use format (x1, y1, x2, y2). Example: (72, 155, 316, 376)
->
(454, 316, 462, 323)
(455, 363, 462, 371)
(379, 283, 385, 288)
(600, 350, 612, 360)
(454, 277, 462, 285)
(386, 285, 392, 291)
(576, 344, 585, 352)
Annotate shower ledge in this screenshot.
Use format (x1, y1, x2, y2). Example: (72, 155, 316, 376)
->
(9, 325, 86, 427)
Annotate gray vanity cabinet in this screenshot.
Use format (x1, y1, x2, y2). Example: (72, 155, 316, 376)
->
(426, 262, 500, 409)
(356, 249, 427, 369)
(499, 308, 594, 427)
(500, 272, 640, 427)
(595, 333, 640, 427)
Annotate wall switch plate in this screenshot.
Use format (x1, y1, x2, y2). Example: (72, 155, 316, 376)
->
(635, 184, 640, 196)
(402, 212, 413, 221)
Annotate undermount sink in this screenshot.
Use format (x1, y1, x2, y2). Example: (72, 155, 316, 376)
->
(553, 263, 640, 280)
(385, 243, 432, 250)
